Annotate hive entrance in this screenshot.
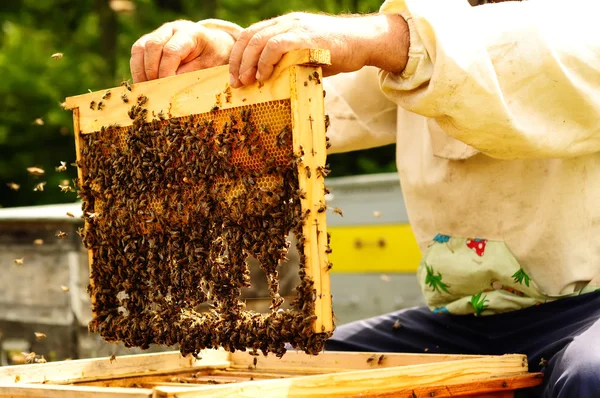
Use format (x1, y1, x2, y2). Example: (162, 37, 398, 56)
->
(66, 49, 334, 358)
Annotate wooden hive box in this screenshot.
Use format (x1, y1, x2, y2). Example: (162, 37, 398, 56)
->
(0, 350, 542, 397)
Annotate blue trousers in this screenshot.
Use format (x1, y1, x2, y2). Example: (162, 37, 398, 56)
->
(325, 291, 600, 398)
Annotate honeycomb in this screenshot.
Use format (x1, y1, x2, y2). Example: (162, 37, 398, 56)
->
(78, 96, 332, 358)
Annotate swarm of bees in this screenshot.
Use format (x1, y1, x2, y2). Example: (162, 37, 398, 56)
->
(77, 96, 334, 358)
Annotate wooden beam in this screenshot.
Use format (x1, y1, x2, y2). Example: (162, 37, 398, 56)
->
(150, 355, 531, 397)
(0, 383, 152, 398)
(375, 373, 543, 397)
(290, 65, 332, 333)
(230, 350, 488, 370)
(0, 351, 230, 385)
(64, 49, 330, 135)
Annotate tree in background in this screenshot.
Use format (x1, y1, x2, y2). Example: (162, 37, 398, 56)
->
(0, 0, 396, 208)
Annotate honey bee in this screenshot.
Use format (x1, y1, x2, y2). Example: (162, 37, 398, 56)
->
(66, 212, 75, 218)
(33, 239, 43, 245)
(33, 182, 47, 192)
(58, 184, 73, 193)
(27, 166, 45, 176)
(90, 101, 96, 110)
(56, 231, 68, 239)
(97, 101, 104, 110)
(137, 95, 148, 106)
(6, 182, 20, 191)
(378, 355, 386, 365)
(102, 90, 111, 100)
(55, 161, 67, 172)
(121, 79, 132, 91)
(51, 52, 63, 59)
(366, 355, 376, 364)
(110, 354, 117, 363)
(121, 93, 129, 103)
(14, 257, 24, 265)
(60, 285, 70, 292)
(35, 356, 47, 364)
(332, 207, 343, 217)
(34, 332, 46, 341)
(23, 352, 36, 364)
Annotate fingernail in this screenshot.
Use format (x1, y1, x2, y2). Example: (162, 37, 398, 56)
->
(229, 73, 236, 86)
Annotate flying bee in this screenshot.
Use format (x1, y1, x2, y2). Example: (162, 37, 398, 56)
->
(27, 167, 45, 176)
(55, 161, 67, 172)
(33, 182, 47, 192)
(34, 332, 46, 341)
(14, 257, 24, 265)
(6, 182, 20, 191)
(58, 183, 73, 193)
(60, 285, 70, 292)
(332, 207, 343, 216)
(66, 212, 75, 218)
(392, 319, 402, 330)
(51, 52, 63, 59)
(56, 231, 68, 239)
(33, 239, 43, 245)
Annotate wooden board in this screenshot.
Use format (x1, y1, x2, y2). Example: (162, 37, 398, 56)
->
(64, 49, 330, 134)
(0, 350, 542, 398)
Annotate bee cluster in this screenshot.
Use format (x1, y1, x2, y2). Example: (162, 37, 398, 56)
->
(78, 94, 332, 358)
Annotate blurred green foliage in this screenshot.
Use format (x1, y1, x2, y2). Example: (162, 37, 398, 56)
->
(0, 0, 396, 208)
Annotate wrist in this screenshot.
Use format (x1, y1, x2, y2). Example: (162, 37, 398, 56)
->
(360, 14, 409, 74)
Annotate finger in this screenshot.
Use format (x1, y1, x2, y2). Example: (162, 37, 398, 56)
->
(229, 18, 278, 87)
(159, 29, 205, 79)
(143, 24, 175, 81)
(130, 34, 150, 83)
(238, 23, 292, 86)
(257, 32, 307, 82)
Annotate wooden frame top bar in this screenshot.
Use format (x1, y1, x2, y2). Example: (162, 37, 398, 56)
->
(64, 49, 331, 135)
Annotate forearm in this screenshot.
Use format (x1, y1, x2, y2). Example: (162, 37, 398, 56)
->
(360, 14, 410, 75)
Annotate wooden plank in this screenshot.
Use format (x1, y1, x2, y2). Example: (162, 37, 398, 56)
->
(0, 384, 152, 398)
(229, 350, 488, 370)
(73, 107, 97, 321)
(0, 351, 230, 384)
(375, 373, 543, 397)
(64, 49, 330, 135)
(290, 65, 332, 333)
(150, 355, 530, 397)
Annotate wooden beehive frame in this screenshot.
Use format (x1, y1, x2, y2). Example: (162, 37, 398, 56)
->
(64, 49, 333, 335)
(0, 350, 542, 397)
